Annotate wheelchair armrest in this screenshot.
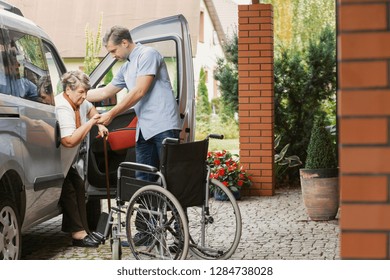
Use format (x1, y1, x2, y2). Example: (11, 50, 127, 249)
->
(119, 162, 158, 173)
(162, 137, 180, 144)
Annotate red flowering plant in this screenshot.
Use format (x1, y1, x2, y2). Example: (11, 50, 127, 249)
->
(207, 150, 252, 194)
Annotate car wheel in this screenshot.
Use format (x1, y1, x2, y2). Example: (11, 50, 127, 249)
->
(86, 198, 101, 231)
(0, 196, 21, 260)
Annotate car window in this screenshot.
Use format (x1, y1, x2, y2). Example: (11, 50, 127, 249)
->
(7, 30, 55, 105)
(105, 39, 178, 104)
(143, 40, 178, 98)
(0, 30, 13, 95)
(143, 40, 179, 99)
(42, 43, 64, 100)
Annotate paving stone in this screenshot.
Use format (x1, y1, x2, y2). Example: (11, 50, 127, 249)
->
(21, 187, 340, 260)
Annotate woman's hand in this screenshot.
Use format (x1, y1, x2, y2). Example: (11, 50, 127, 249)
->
(97, 124, 109, 139)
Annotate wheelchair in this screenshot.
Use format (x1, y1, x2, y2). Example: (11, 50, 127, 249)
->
(100, 134, 242, 260)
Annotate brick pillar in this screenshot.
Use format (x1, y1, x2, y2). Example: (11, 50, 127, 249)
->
(338, 0, 390, 259)
(238, 4, 274, 196)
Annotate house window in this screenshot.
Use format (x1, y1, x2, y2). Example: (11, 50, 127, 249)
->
(199, 10, 204, 43)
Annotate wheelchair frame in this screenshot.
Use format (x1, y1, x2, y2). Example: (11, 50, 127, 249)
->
(101, 134, 242, 260)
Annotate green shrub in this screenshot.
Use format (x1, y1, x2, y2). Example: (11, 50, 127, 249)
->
(195, 114, 238, 140)
(214, 32, 238, 118)
(103, 68, 113, 85)
(195, 67, 212, 138)
(84, 15, 102, 75)
(305, 118, 337, 169)
(274, 25, 336, 171)
(210, 115, 239, 139)
(196, 67, 212, 116)
(195, 117, 210, 140)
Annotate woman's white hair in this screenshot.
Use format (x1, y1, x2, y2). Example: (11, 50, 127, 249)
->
(61, 70, 90, 92)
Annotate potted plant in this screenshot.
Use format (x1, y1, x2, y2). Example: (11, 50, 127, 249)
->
(299, 118, 339, 221)
(207, 150, 252, 200)
(274, 135, 302, 186)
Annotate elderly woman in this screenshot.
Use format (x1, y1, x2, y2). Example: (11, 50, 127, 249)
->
(55, 70, 108, 247)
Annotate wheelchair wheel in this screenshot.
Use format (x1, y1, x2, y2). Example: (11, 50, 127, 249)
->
(187, 179, 242, 259)
(125, 185, 189, 260)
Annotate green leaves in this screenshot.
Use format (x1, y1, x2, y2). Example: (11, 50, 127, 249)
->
(305, 118, 337, 169)
(214, 33, 238, 118)
(84, 14, 103, 75)
(274, 26, 336, 169)
(274, 135, 302, 182)
(263, 0, 335, 51)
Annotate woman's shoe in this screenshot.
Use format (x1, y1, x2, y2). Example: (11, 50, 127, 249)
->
(72, 235, 100, 248)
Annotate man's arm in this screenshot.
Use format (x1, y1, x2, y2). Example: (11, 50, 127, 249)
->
(98, 75, 154, 126)
(60, 114, 100, 148)
(87, 83, 122, 102)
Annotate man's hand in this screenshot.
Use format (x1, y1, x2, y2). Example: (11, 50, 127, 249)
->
(97, 112, 113, 126)
(89, 113, 101, 125)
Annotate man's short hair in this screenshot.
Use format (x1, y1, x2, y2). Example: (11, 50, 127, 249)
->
(103, 26, 132, 47)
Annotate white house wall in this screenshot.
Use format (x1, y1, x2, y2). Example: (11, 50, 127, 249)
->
(7, 0, 232, 102)
(193, 0, 224, 102)
(7, 0, 200, 57)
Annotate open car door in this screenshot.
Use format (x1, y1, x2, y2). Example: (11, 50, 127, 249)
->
(84, 15, 195, 228)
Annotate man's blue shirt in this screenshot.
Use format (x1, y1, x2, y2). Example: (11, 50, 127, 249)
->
(111, 43, 180, 141)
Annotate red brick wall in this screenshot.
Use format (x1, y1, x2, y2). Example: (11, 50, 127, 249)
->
(338, 0, 390, 259)
(236, 0, 390, 260)
(238, 4, 274, 196)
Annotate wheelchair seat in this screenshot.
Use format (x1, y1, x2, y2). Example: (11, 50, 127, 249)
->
(160, 138, 209, 208)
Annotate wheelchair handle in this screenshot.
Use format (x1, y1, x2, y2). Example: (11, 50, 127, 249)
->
(162, 137, 180, 144)
(207, 134, 224, 140)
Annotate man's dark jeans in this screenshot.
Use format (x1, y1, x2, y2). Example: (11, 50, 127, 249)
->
(136, 129, 180, 181)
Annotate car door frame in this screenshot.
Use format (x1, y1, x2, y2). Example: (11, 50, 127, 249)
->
(89, 14, 195, 143)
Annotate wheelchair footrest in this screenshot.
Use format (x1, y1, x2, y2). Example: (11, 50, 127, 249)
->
(92, 212, 111, 243)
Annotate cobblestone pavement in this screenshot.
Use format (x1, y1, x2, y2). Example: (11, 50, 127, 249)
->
(21, 187, 340, 260)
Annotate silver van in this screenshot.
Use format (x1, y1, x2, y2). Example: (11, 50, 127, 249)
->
(0, 2, 194, 259)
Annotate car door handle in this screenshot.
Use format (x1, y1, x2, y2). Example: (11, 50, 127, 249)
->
(0, 106, 20, 118)
(55, 121, 61, 148)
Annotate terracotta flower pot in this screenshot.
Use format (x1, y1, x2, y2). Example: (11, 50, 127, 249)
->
(299, 168, 339, 221)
